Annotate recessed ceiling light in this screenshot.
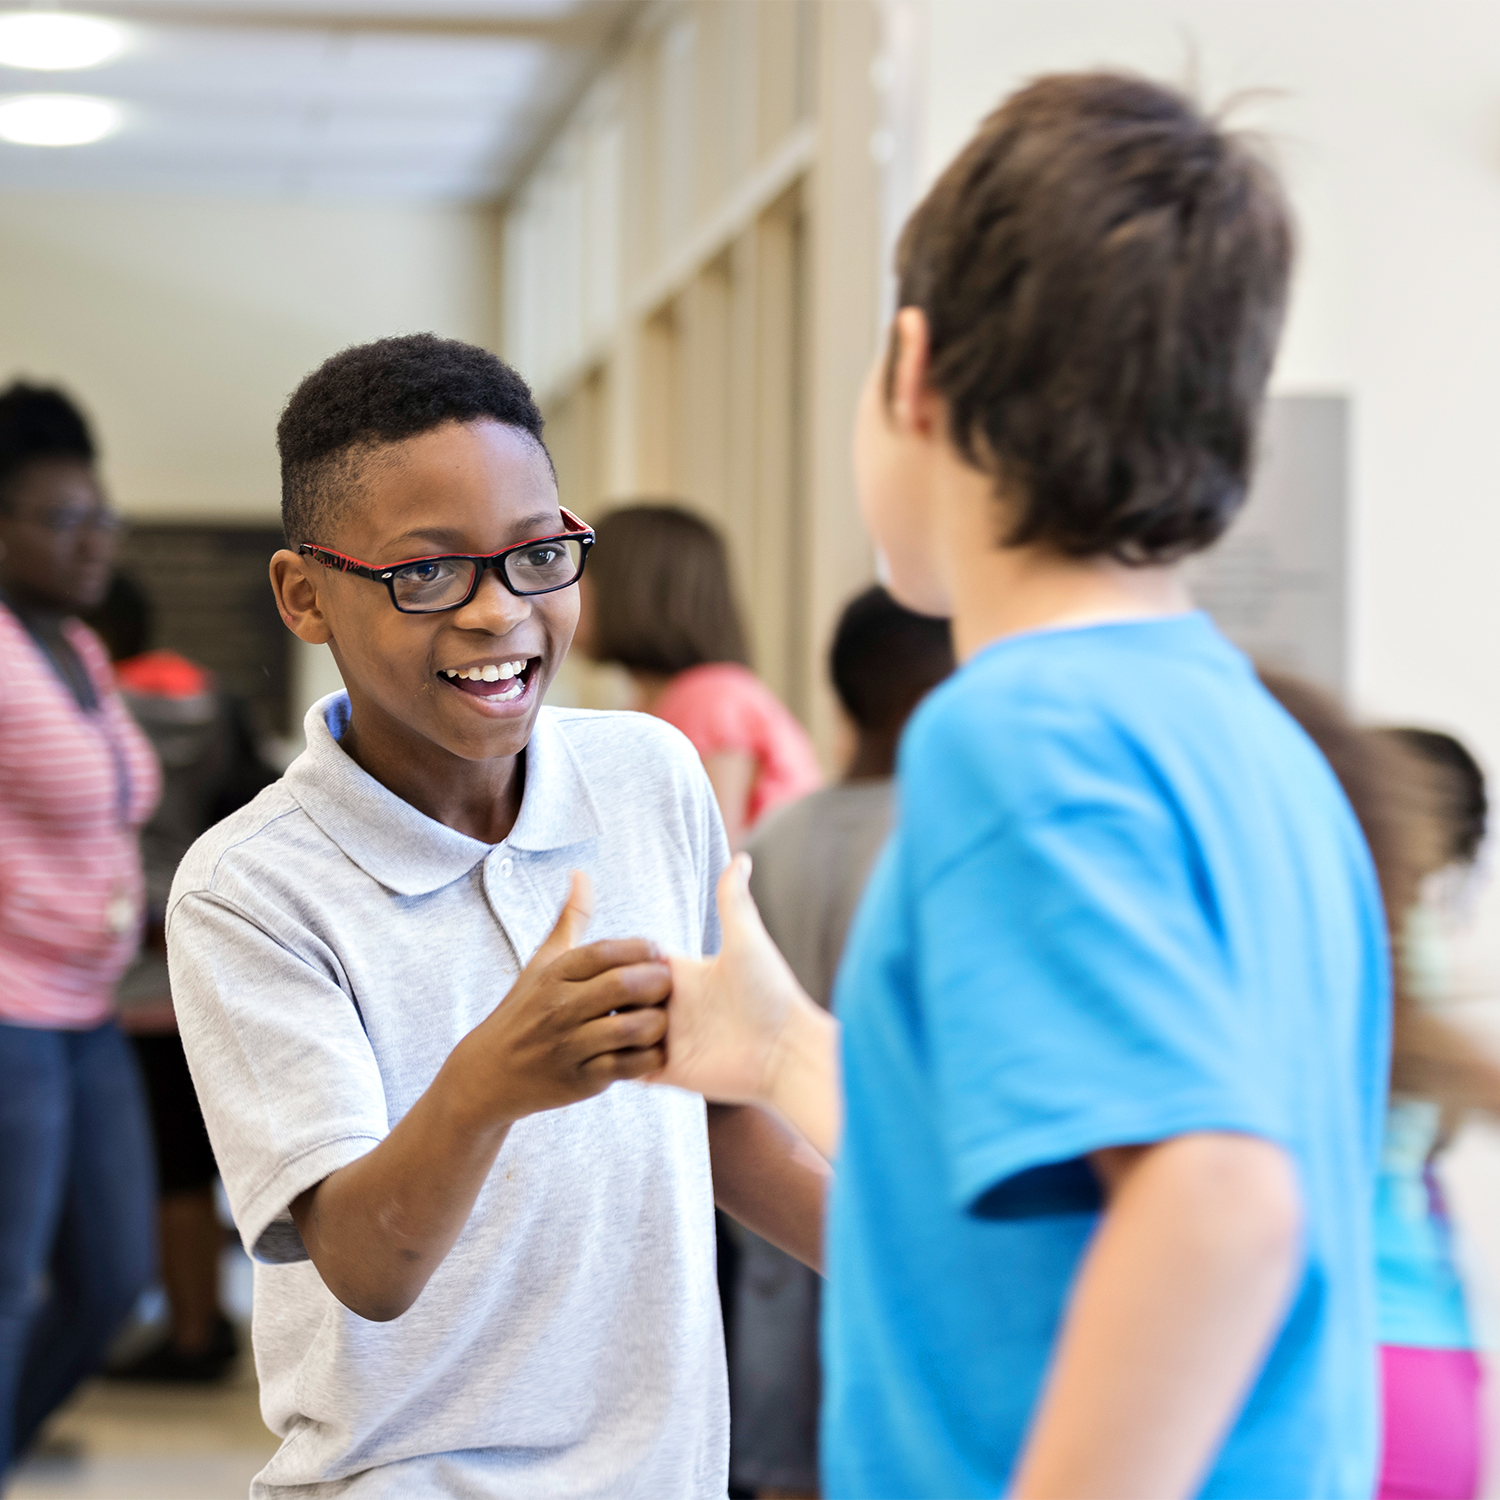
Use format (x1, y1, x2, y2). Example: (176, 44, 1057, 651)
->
(0, 93, 120, 145)
(0, 12, 127, 71)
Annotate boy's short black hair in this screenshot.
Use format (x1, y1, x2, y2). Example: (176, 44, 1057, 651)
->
(831, 585, 953, 734)
(277, 333, 548, 548)
(895, 72, 1293, 563)
(0, 381, 96, 513)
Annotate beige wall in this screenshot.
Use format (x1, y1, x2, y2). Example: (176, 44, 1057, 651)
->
(503, 0, 883, 760)
(0, 191, 499, 522)
(0, 190, 499, 732)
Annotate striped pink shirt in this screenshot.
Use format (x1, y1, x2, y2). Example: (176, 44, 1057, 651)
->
(0, 602, 160, 1029)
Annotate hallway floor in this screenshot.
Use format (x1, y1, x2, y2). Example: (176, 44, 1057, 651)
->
(9, 1341, 275, 1500)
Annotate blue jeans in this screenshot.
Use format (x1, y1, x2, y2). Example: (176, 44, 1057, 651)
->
(0, 1019, 156, 1471)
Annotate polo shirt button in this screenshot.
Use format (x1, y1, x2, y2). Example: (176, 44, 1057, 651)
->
(499, 857, 514, 877)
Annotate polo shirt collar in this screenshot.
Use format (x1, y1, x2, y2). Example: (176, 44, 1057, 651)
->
(285, 692, 603, 896)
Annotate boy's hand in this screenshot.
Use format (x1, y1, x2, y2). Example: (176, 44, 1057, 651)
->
(291, 871, 673, 1323)
(650, 857, 823, 1108)
(458, 871, 672, 1124)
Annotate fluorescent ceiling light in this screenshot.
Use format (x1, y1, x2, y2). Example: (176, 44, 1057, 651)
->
(0, 12, 127, 71)
(0, 93, 119, 145)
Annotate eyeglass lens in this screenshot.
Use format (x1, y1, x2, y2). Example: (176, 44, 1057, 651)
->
(390, 538, 586, 611)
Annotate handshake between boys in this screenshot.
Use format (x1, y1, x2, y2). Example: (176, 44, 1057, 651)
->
(443, 858, 836, 1158)
(285, 859, 827, 1329)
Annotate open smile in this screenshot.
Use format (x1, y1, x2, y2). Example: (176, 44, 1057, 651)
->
(436, 656, 540, 708)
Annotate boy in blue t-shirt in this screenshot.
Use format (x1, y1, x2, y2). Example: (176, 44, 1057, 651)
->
(654, 72, 1389, 1498)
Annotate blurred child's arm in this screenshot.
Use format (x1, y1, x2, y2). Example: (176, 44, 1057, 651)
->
(291, 873, 672, 1322)
(708, 1102, 831, 1272)
(1008, 1132, 1303, 1500)
(654, 856, 844, 1161)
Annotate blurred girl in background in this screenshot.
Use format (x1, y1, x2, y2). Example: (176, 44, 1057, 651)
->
(1261, 673, 1494, 1500)
(0, 383, 160, 1472)
(577, 504, 820, 848)
(576, 501, 821, 1490)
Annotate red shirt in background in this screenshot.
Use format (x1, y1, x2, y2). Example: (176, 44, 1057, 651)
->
(0, 604, 160, 1029)
(650, 662, 822, 831)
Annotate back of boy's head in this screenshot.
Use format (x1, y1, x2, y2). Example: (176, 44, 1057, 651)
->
(896, 72, 1293, 563)
(832, 586, 953, 736)
(277, 333, 547, 549)
(587, 503, 749, 676)
(0, 381, 96, 512)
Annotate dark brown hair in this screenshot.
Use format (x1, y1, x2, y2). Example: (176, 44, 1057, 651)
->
(0, 382, 96, 514)
(1260, 671, 1437, 929)
(831, 585, 953, 734)
(895, 72, 1294, 562)
(1380, 727, 1487, 872)
(586, 503, 749, 676)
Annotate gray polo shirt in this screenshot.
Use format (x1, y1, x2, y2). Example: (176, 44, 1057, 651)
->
(168, 693, 729, 1499)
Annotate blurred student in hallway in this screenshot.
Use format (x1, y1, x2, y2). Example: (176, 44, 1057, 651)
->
(575, 500, 823, 1470)
(1260, 676, 1494, 1500)
(577, 504, 821, 849)
(0, 383, 160, 1474)
(86, 572, 279, 1383)
(730, 584, 951, 1499)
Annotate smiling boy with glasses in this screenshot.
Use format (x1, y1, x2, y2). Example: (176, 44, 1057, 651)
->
(166, 334, 827, 1499)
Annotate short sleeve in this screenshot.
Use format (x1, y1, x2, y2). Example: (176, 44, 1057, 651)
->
(912, 764, 1291, 1218)
(168, 891, 389, 1262)
(694, 755, 730, 959)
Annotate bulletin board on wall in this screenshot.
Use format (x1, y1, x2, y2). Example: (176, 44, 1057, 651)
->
(1186, 395, 1349, 695)
(110, 523, 291, 736)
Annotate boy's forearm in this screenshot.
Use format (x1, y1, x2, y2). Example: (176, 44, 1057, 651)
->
(766, 1000, 842, 1162)
(1009, 1133, 1303, 1500)
(708, 1103, 830, 1273)
(292, 1039, 513, 1321)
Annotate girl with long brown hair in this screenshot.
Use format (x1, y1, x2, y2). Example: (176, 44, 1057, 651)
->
(575, 503, 821, 849)
(1260, 671, 1496, 1500)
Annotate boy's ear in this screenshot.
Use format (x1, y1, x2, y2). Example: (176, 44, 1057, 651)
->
(888, 306, 941, 441)
(270, 549, 334, 646)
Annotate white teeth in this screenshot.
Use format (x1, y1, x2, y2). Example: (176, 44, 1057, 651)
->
(496, 681, 522, 700)
(441, 660, 529, 683)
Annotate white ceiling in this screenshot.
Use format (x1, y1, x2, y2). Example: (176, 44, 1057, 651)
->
(0, 0, 637, 200)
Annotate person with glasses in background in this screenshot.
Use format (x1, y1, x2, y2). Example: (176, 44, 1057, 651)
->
(0, 382, 160, 1475)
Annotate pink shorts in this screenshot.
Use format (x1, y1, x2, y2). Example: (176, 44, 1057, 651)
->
(1380, 1344, 1483, 1500)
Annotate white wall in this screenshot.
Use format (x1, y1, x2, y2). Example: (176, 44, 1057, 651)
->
(921, 2, 1500, 1471)
(0, 190, 498, 729)
(0, 191, 497, 518)
(920, 0, 1500, 739)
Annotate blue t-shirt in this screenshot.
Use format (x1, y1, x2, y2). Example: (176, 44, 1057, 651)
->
(1375, 1097, 1473, 1348)
(822, 613, 1389, 1500)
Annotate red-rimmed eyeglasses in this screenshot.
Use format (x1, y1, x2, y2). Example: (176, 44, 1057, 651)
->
(299, 508, 595, 614)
